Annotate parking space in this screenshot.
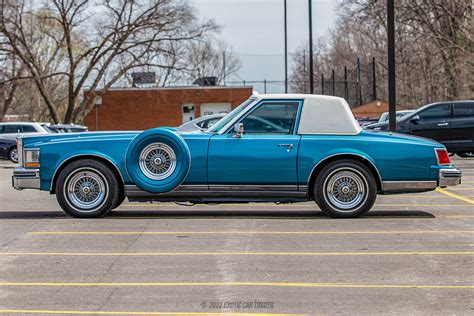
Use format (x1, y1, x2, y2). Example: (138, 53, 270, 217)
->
(0, 157, 472, 315)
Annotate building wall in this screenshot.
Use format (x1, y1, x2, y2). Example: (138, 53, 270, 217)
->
(351, 99, 408, 118)
(83, 86, 253, 131)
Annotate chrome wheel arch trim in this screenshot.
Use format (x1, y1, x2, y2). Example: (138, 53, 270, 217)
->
(306, 153, 383, 193)
(50, 154, 125, 192)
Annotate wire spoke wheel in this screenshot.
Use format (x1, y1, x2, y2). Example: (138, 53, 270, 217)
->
(66, 169, 107, 211)
(324, 168, 368, 211)
(139, 143, 177, 180)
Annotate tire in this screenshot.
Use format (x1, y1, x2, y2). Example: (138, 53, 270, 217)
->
(56, 159, 120, 218)
(125, 128, 191, 193)
(8, 147, 18, 163)
(314, 159, 377, 218)
(112, 191, 126, 210)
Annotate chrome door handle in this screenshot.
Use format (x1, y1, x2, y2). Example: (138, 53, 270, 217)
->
(278, 144, 294, 152)
(437, 122, 448, 127)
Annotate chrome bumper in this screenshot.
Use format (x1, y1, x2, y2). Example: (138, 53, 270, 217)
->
(12, 167, 40, 190)
(438, 168, 462, 187)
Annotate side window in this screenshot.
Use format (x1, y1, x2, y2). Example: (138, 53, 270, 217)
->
(201, 118, 220, 129)
(3, 125, 21, 133)
(418, 105, 449, 121)
(454, 103, 474, 118)
(0, 125, 3, 133)
(21, 125, 37, 133)
(240, 102, 299, 134)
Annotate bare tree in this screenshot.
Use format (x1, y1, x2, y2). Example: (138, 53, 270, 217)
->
(1, 0, 217, 123)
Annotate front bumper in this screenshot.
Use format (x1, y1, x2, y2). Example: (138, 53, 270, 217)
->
(12, 167, 40, 190)
(438, 168, 462, 187)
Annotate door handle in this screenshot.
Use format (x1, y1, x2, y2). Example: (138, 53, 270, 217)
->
(437, 122, 448, 127)
(278, 144, 294, 152)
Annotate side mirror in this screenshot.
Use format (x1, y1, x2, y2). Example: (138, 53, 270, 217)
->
(410, 115, 420, 124)
(233, 123, 244, 138)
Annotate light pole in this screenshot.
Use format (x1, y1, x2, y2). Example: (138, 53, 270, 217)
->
(308, 0, 314, 94)
(387, 0, 396, 132)
(284, 0, 288, 93)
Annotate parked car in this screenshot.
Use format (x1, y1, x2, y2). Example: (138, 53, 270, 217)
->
(377, 110, 415, 123)
(0, 137, 19, 163)
(355, 116, 379, 127)
(179, 114, 225, 132)
(0, 122, 49, 163)
(13, 94, 461, 218)
(48, 124, 89, 133)
(365, 100, 474, 157)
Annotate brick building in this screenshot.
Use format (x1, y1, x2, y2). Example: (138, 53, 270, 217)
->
(83, 86, 253, 131)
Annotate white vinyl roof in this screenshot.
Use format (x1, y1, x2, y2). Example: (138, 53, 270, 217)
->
(255, 94, 362, 135)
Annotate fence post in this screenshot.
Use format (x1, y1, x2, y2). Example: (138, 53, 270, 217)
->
(264, 79, 267, 94)
(372, 57, 377, 100)
(331, 69, 335, 96)
(321, 74, 325, 95)
(344, 66, 348, 100)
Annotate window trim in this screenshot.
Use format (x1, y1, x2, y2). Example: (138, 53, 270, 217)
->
(224, 99, 303, 135)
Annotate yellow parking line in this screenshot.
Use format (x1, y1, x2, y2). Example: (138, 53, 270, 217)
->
(0, 310, 295, 316)
(0, 282, 472, 289)
(1, 251, 473, 257)
(28, 230, 474, 235)
(436, 188, 474, 205)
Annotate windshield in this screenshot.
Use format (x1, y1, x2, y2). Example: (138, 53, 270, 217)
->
(207, 97, 257, 133)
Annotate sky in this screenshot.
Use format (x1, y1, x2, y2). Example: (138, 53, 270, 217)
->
(192, 0, 337, 93)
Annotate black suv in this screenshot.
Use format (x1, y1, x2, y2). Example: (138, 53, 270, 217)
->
(365, 100, 474, 157)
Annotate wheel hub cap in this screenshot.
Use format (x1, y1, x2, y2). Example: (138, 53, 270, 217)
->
(139, 143, 177, 180)
(324, 169, 368, 211)
(66, 170, 107, 211)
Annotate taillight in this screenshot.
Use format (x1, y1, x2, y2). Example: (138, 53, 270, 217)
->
(435, 148, 451, 165)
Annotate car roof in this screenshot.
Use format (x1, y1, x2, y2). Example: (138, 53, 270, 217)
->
(0, 122, 41, 125)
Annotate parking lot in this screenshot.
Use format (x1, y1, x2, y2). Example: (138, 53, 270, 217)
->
(0, 157, 472, 315)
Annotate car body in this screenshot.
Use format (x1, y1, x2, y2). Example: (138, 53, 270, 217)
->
(178, 114, 225, 132)
(0, 122, 49, 163)
(365, 101, 474, 156)
(377, 110, 415, 123)
(13, 94, 462, 218)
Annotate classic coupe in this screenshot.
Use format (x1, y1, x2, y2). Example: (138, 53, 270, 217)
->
(12, 94, 462, 218)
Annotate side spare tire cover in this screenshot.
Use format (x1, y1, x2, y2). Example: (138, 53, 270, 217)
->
(125, 128, 191, 193)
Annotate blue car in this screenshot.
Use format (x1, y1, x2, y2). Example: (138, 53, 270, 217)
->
(12, 95, 462, 218)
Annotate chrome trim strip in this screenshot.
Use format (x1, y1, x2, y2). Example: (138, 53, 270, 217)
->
(50, 154, 125, 191)
(12, 167, 41, 190)
(125, 184, 306, 198)
(382, 181, 437, 193)
(306, 153, 383, 191)
(439, 168, 462, 187)
(209, 184, 297, 191)
(298, 185, 308, 192)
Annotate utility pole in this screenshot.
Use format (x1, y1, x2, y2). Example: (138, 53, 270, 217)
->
(331, 69, 335, 96)
(387, 0, 396, 132)
(284, 0, 288, 93)
(308, 0, 314, 94)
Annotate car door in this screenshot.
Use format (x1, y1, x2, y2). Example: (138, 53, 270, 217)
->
(451, 102, 474, 151)
(409, 104, 451, 147)
(207, 100, 301, 187)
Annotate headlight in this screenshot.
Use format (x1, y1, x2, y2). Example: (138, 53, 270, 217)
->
(24, 149, 40, 168)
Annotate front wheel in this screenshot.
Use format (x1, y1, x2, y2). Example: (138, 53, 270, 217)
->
(56, 159, 120, 218)
(9, 147, 18, 163)
(314, 160, 377, 218)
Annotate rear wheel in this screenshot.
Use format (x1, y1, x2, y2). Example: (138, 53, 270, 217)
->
(56, 159, 120, 218)
(8, 147, 18, 163)
(314, 159, 377, 218)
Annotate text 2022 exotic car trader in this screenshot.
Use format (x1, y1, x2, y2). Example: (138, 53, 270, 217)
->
(12, 94, 462, 218)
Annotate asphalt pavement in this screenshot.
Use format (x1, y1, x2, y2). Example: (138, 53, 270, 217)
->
(0, 158, 473, 315)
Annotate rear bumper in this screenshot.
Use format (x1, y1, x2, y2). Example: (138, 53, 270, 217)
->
(438, 168, 462, 187)
(12, 167, 40, 190)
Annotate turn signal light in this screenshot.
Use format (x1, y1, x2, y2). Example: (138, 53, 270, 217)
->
(435, 148, 451, 165)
